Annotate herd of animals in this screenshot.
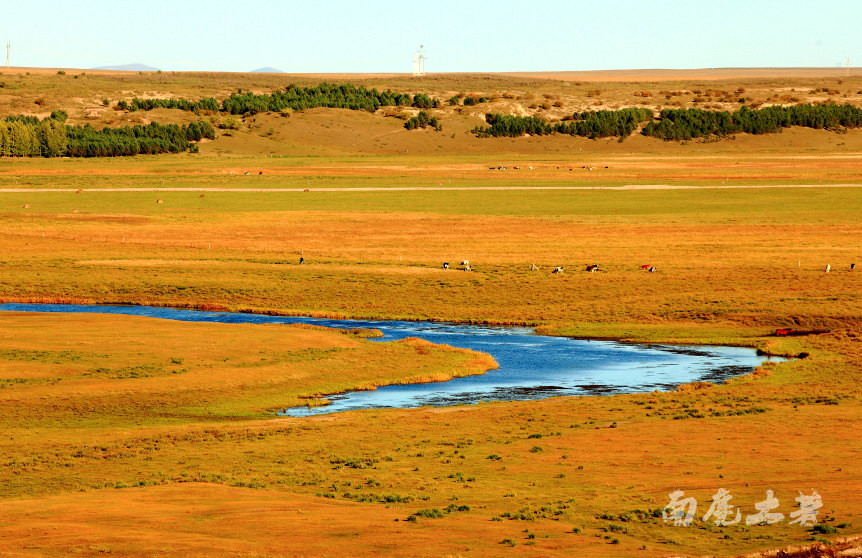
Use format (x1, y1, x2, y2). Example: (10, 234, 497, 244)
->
(295, 257, 854, 274)
(441, 261, 655, 273)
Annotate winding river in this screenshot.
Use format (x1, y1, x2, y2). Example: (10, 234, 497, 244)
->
(0, 303, 780, 416)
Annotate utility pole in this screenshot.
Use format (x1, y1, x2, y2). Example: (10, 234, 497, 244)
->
(6, 41, 9, 69)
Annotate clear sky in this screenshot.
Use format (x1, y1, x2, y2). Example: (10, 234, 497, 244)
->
(3, 0, 862, 73)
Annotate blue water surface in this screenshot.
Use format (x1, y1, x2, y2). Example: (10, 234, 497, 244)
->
(0, 303, 779, 416)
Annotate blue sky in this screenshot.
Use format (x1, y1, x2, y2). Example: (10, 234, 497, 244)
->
(4, 1, 861, 72)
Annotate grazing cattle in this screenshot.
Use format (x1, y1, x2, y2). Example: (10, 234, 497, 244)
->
(244, 171, 249, 175)
(489, 167, 496, 170)
(443, 262, 449, 269)
(299, 257, 304, 264)
(463, 264, 472, 272)
(648, 266, 657, 273)
(586, 264, 600, 272)
(640, 264, 652, 270)
(775, 328, 792, 337)
(851, 263, 856, 270)
(825, 264, 831, 273)
(460, 260, 469, 266)
(259, 171, 263, 175)
(530, 264, 539, 271)
(552, 266, 564, 274)
(513, 166, 520, 170)
(528, 166, 534, 170)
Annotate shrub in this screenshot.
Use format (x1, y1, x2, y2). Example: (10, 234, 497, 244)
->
(219, 117, 241, 130)
(409, 508, 445, 520)
(404, 111, 441, 131)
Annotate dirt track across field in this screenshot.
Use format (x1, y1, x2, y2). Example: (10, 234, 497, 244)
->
(0, 183, 859, 193)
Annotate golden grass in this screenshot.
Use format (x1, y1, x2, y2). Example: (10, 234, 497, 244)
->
(0, 69, 861, 556)
(0, 312, 496, 430)
(0, 315, 858, 556)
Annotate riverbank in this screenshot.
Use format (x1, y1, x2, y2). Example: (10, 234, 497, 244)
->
(0, 174, 859, 555)
(2, 304, 777, 418)
(0, 308, 857, 556)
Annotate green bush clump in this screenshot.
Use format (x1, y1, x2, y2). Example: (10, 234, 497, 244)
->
(404, 111, 441, 131)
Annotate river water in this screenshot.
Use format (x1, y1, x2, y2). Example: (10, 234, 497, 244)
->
(0, 303, 779, 416)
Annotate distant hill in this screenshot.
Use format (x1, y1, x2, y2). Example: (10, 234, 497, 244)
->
(93, 63, 159, 72)
(250, 67, 283, 73)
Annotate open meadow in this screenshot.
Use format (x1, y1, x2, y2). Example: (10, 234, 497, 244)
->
(0, 68, 860, 556)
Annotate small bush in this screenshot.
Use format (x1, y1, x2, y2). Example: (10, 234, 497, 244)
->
(219, 117, 241, 130)
(409, 508, 445, 520)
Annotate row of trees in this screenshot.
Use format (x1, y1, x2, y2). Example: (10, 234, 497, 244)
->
(0, 114, 68, 157)
(0, 114, 215, 157)
(642, 104, 862, 140)
(126, 83, 442, 116)
(557, 108, 653, 140)
(125, 97, 220, 113)
(473, 114, 553, 137)
(473, 108, 653, 140)
(221, 84, 439, 114)
(473, 104, 862, 141)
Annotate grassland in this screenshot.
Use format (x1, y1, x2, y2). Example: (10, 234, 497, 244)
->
(0, 68, 860, 556)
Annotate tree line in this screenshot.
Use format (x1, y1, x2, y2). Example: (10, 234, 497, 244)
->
(642, 104, 862, 140)
(473, 108, 653, 141)
(125, 97, 220, 113)
(125, 83, 441, 116)
(0, 112, 215, 157)
(473, 104, 862, 141)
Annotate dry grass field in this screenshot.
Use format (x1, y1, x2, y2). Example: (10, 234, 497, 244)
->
(0, 68, 860, 556)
